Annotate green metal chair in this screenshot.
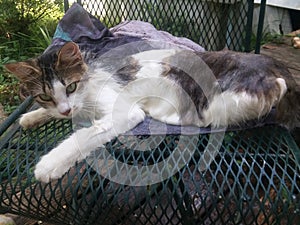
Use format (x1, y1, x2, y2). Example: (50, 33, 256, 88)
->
(0, 0, 299, 224)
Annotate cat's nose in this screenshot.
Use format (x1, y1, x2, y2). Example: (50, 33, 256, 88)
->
(60, 108, 71, 116)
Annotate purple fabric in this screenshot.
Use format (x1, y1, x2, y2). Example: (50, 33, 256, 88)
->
(110, 20, 205, 52)
(127, 112, 276, 135)
(48, 3, 204, 56)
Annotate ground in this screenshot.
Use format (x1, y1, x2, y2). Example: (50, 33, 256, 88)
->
(260, 32, 300, 87)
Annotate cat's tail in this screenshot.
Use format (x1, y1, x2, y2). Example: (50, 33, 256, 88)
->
(276, 75, 300, 130)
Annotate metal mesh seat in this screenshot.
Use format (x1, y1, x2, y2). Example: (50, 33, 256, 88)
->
(1, 0, 299, 224)
(0, 100, 299, 224)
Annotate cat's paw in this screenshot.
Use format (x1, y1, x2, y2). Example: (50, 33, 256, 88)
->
(19, 113, 39, 129)
(34, 155, 70, 183)
(19, 108, 51, 129)
(94, 120, 113, 133)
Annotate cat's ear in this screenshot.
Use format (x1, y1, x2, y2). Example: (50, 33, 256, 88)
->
(4, 60, 40, 81)
(56, 42, 83, 69)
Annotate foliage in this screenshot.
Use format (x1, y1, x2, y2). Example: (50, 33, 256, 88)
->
(0, 0, 64, 36)
(0, 26, 54, 115)
(0, 71, 20, 113)
(0, 0, 64, 116)
(250, 24, 285, 51)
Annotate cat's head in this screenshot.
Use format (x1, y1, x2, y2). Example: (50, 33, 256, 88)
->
(5, 42, 88, 118)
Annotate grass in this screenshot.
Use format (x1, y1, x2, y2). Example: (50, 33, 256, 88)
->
(0, 27, 53, 116)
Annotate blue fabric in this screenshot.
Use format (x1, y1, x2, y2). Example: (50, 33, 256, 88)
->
(127, 113, 276, 135)
(45, 3, 141, 56)
(53, 25, 72, 42)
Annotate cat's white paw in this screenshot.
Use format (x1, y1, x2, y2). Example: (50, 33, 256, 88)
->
(34, 155, 71, 183)
(19, 109, 50, 129)
(19, 113, 38, 129)
(94, 120, 113, 133)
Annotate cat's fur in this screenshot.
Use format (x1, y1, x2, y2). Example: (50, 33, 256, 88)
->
(4, 42, 299, 183)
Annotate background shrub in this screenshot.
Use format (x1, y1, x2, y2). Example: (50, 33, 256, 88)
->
(0, 0, 64, 116)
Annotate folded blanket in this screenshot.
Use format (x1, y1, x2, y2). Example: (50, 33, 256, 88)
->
(49, 3, 204, 56)
(47, 3, 275, 135)
(110, 20, 205, 52)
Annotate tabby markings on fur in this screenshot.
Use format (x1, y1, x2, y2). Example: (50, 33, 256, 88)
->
(5, 42, 299, 183)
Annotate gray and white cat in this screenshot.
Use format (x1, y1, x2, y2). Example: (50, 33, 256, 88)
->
(5, 42, 299, 183)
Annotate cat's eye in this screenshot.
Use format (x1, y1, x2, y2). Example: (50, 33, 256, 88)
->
(39, 94, 52, 102)
(66, 82, 77, 94)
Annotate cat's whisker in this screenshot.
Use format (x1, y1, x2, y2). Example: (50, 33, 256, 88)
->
(79, 109, 97, 114)
(81, 103, 99, 108)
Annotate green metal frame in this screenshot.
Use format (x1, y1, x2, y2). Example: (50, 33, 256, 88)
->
(0, 117, 299, 224)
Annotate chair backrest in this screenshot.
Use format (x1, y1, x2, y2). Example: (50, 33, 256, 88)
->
(64, 0, 266, 52)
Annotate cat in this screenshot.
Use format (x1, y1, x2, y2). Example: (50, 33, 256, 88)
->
(4, 41, 299, 183)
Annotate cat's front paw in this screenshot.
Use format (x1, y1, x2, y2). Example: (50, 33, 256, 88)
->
(19, 109, 50, 129)
(34, 155, 71, 183)
(20, 113, 39, 129)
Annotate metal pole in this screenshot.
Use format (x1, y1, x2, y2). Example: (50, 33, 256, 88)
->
(0, 96, 33, 136)
(64, 0, 69, 12)
(244, 0, 254, 52)
(255, 0, 267, 54)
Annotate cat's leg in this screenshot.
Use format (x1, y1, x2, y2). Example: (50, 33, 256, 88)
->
(20, 108, 52, 129)
(34, 106, 146, 183)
